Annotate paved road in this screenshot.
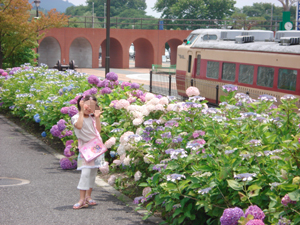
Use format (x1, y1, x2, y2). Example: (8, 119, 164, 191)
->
(0, 115, 156, 225)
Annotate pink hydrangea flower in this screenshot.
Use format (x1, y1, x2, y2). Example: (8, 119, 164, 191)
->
(193, 130, 205, 138)
(159, 97, 169, 105)
(133, 117, 144, 126)
(104, 137, 116, 149)
(113, 159, 122, 166)
(145, 93, 155, 101)
(142, 187, 152, 198)
(108, 175, 117, 185)
(186, 86, 200, 97)
(245, 219, 264, 225)
(115, 99, 130, 109)
(99, 162, 109, 175)
(134, 171, 142, 181)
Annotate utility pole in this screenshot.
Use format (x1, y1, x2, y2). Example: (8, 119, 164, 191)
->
(270, 4, 273, 31)
(105, 0, 110, 76)
(92, 2, 94, 28)
(104, 3, 106, 29)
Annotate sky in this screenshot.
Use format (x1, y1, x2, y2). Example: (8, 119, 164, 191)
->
(65, 0, 288, 18)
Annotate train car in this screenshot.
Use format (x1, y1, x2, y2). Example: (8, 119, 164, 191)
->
(176, 29, 300, 106)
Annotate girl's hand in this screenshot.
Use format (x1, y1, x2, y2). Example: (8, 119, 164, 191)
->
(94, 109, 103, 118)
(79, 100, 85, 112)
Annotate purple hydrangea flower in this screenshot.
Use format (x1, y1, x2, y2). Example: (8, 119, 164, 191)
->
(166, 174, 186, 182)
(156, 95, 163, 99)
(66, 140, 74, 147)
(121, 81, 131, 89)
(61, 107, 69, 114)
(133, 196, 144, 204)
(64, 145, 74, 157)
(130, 83, 140, 89)
(245, 205, 265, 221)
(50, 125, 61, 137)
(132, 90, 143, 98)
(245, 219, 264, 225)
(281, 194, 297, 206)
(220, 207, 244, 225)
(60, 158, 77, 170)
(0, 69, 4, 74)
(278, 217, 291, 225)
(165, 120, 178, 127)
(89, 87, 98, 95)
(69, 99, 77, 104)
(101, 87, 112, 95)
(106, 72, 118, 81)
(65, 130, 73, 136)
(68, 106, 78, 117)
(161, 131, 172, 138)
(0, 102, 4, 107)
(57, 119, 66, 131)
(87, 75, 100, 85)
(222, 84, 238, 92)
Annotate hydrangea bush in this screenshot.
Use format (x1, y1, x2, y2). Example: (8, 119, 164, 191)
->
(2, 64, 300, 224)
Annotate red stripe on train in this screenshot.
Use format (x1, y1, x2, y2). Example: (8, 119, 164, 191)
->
(176, 70, 186, 76)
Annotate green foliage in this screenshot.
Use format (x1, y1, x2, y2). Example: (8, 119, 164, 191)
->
(2, 45, 38, 69)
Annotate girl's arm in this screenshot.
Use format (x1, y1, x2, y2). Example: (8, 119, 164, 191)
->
(74, 111, 84, 129)
(95, 117, 101, 133)
(74, 100, 85, 129)
(94, 107, 103, 133)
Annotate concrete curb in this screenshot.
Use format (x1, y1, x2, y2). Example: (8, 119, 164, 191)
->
(0, 114, 164, 224)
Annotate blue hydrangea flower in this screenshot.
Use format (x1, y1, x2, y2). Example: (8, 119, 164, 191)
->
(34, 114, 41, 123)
(41, 131, 47, 137)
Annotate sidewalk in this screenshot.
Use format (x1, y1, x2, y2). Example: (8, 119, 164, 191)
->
(0, 115, 162, 225)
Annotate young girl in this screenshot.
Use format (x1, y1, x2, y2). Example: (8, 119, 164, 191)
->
(71, 95, 105, 209)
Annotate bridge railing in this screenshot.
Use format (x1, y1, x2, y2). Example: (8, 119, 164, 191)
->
(61, 15, 286, 31)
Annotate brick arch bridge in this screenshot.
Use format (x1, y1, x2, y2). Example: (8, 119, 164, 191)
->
(38, 28, 191, 69)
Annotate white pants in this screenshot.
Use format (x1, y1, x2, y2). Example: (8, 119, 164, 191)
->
(77, 168, 98, 190)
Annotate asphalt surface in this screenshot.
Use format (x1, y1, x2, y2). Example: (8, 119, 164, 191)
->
(0, 115, 156, 225)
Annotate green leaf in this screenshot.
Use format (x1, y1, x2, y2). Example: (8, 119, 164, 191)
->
(138, 182, 148, 187)
(288, 189, 300, 201)
(248, 184, 262, 191)
(280, 184, 298, 192)
(219, 166, 231, 180)
(227, 179, 243, 191)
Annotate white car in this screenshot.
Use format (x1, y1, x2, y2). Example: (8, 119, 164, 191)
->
(129, 45, 135, 58)
(165, 49, 170, 59)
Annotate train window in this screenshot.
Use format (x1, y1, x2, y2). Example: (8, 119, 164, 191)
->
(186, 34, 199, 45)
(188, 55, 192, 73)
(257, 67, 274, 88)
(206, 61, 219, 79)
(203, 34, 218, 40)
(222, 63, 236, 81)
(238, 65, 254, 84)
(196, 55, 201, 76)
(278, 69, 297, 91)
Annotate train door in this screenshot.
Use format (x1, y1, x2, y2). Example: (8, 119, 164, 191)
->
(195, 52, 201, 78)
(187, 51, 193, 77)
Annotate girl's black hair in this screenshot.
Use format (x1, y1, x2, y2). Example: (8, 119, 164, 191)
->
(77, 95, 99, 113)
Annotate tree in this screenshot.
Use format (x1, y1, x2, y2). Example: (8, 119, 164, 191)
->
(153, 0, 235, 29)
(278, 0, 297, 11)
(0, 0, 68, 68)
(154, 0, 235, 19)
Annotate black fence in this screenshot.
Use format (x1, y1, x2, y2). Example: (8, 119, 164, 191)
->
(149, 71, 300, 108)
(61, 15, 288, 32)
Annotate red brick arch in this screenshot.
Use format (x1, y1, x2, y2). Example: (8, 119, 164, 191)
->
(40, 28, 191, 68)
